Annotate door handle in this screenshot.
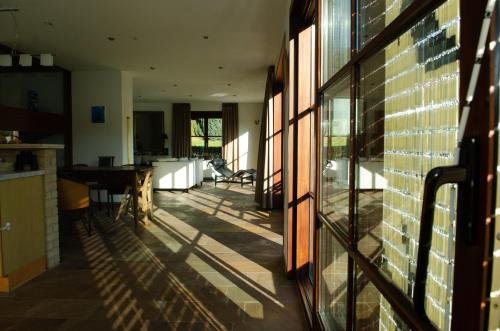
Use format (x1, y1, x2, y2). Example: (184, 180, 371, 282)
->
(0, 222, 12, 232)
(413, 138, 478, 320)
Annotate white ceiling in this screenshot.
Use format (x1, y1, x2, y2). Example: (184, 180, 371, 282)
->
(0, 0, 288, 103)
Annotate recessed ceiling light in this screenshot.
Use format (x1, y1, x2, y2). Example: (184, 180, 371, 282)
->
(150, 66, 155, 70)
(227, 83, 231, 86)
(108, 37, 115, 41)
(203, 35, 209, 39)
(218, 66, 223, 70)
(211, 93, 228, 97)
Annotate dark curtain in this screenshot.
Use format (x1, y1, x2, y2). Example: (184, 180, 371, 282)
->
(255, 67, 275, 209)
(222, 103, 239, 171)
(172, 103, 191, 158)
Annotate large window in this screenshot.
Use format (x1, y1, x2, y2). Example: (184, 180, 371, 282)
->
(190, 111, 222, 159)
(286, 0, 495, 330)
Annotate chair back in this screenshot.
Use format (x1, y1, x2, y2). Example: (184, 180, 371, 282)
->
(57, 178, 90, 211)
(98, 156, 115, 167)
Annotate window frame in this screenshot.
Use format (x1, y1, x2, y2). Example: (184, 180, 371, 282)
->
(306, 0, 495, 330)
(190, 111, 222, 159)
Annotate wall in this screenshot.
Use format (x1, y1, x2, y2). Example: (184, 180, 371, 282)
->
(238, 103, 262, 170)
(133, 101, 262, 169)
(0, 72, 64, 114)
(72, 70, 132, 166)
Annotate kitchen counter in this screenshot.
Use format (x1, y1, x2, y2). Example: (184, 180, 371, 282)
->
(0, 170, 45, 181)
(0, 144, 64, 150)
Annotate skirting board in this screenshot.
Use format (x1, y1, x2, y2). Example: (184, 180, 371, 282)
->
(0, 256, 46, 292)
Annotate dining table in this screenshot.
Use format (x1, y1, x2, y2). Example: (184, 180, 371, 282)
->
(66, 165, 154, 227)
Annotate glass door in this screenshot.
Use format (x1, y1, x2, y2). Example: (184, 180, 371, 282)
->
(314, 0, 495, 330)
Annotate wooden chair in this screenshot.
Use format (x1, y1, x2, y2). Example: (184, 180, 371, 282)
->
(57, 178, 93, 236)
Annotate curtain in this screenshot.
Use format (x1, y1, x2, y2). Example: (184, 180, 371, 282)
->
(172, 103, 191, 158)
(222, 103, 239, 171)
(255, 67, 275, 209)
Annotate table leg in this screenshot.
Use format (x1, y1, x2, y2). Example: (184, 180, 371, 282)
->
(133, 173, 139, 228)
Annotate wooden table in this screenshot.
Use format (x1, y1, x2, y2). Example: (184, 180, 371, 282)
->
(66, 165, 154, 227)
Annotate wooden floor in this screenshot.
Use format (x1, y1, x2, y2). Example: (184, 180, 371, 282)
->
(0, 182, 307, 331)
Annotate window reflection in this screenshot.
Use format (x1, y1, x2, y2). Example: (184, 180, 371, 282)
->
(319, 227, 348, 331)
(321, 0, 350, 83)
(356, 1, 460, 329)
(358, 0, 415, 48)
(320, 75, 351, 231)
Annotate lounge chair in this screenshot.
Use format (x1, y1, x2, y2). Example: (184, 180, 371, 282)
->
(207, 158, 256, 187)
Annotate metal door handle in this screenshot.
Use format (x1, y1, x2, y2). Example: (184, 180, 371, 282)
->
(0, 222, 11, 232)
(414, 138, 478, 320)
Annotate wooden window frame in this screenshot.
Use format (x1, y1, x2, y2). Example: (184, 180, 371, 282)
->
(190, 111, 222, 159)
(287, 0, 497, 330)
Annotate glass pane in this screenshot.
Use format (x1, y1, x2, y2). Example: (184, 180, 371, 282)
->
(320, 0, 351, 84)
(319, 226, 348, 331)
(358, 0, 414, 49)
(208, 118, 222, 136)
(320, 75, 351, 232)
(356, 0, 459, 329)
(207, 137, 222, 158)
(191, 137, 205, 157)
(191, 119, 204, 136)
(355, 265, 410, 331)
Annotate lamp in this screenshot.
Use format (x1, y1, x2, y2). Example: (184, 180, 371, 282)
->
(0, 54, 12, 67)
(19, 54, 32, 66)
(40, 54, 54, 66)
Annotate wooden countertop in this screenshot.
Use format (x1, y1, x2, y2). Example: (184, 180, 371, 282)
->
(0, 170, 45, 181)
(0, 144, 64, 150)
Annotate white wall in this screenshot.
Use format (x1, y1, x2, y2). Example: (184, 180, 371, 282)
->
(133, 101, 262, 169)
(238, 103, 262, 170)
(72, 70, 133, 166)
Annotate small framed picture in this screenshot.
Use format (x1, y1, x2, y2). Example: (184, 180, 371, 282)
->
(91, 106, 105, 123)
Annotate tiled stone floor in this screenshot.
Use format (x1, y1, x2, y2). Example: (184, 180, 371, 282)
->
(0, 182, 308, 331)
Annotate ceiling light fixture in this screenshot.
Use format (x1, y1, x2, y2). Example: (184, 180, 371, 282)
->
(40, 54, 53, 66)
(211, 93, 228, 97)
(19, 54, 32, 66)
(0, 54, 12, 67)
(0, 8, 54, 67)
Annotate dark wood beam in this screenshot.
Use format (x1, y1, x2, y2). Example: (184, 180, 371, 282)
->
(0, 106, 66, 134)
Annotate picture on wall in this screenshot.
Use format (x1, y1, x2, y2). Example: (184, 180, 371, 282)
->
(91, 106, 105, 123)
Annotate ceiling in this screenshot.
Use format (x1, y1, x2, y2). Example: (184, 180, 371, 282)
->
(0, 0, 289, 103)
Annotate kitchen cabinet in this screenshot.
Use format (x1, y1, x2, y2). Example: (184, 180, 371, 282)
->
(0, 175, 46, 291)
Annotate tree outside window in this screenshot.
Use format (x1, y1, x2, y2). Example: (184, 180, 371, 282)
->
(191, 112, 222, 159)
